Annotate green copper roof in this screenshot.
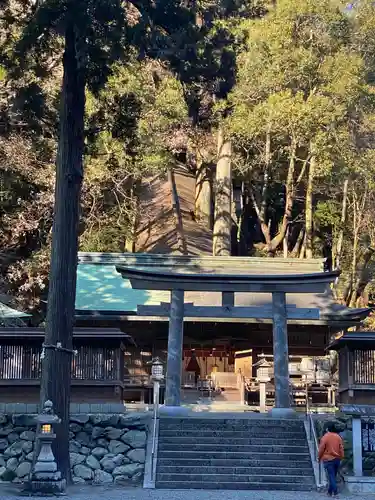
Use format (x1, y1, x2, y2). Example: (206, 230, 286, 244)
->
(0, 302, 31, 319)
(75, 253, 370, 326)
(75, 252, 324, 313)
(76, 262, 170, 312)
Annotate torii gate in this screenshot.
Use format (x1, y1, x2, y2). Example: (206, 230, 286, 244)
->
(116, 259, 339, 416)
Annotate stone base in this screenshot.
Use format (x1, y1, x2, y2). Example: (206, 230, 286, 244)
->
(269, 407, 297, 418)
(22, 479, 66, 496)
(346, 476, 375, 494)
(33, 471, 61, 481)
(34, 462, 58, 474)
(159, 405, 190, 416)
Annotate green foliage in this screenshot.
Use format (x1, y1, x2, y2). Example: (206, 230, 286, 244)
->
(226, 0, 375, 278)
(315, 200, 341, 228)
(0, 0, 192, 310)
(86, 61, 188, 177)
(1, 0, 375, 312)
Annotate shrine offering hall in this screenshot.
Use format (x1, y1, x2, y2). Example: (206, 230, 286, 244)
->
(0, 254, 370, 411)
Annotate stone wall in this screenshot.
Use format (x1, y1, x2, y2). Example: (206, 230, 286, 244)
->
(314, 415, 353, 474)
(315, 415, 375, 478)
(0, 412, 149, 485)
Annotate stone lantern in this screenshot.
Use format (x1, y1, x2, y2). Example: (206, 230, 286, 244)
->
(149, 357, 164, 416)
(25, 400, 66, 495)
(151, 357, 164, 382)
(254, 355, 271, 413)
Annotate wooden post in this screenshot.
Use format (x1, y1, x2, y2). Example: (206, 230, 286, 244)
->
(165, 290, 185, 406)
(241, 378, 245, 405)
(271, 291, 293, 415)
(259, 382, 267, 413)
(222, 292, 234, 307)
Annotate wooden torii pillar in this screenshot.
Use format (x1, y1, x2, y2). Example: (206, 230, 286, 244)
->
(165, 289, 184, 406)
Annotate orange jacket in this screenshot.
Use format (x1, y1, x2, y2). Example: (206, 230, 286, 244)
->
(318, 432, 344, 462)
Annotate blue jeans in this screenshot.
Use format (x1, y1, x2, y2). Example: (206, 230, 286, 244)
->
(324, 458, 341, 495)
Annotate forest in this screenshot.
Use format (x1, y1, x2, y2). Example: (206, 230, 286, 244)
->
(1, 0, 375, 320)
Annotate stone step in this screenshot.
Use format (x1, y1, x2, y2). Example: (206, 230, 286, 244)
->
(159, 423, 305, 431)
(159, 429, 305, 438)
(160, 416, 304, 422)
(160, 418, 304, 427)
(156, 473, 316, 485)
(160, 436, 307, 446)
(155, 480, 315, 491)
(158, 457, 312, 468)
(157, 450, 310, 460)
(158, 466, 313, 476)
(158, 443, 308, 453)
(155, 416, 314, 492)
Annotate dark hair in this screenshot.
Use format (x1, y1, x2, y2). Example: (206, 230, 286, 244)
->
(325, 422, 336, 433)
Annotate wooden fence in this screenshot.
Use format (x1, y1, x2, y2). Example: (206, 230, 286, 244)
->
(353, 349, 375, 384)
(0, 344, 120, 381)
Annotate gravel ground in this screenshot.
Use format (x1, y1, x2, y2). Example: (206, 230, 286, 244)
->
(0, 485, 370, 500)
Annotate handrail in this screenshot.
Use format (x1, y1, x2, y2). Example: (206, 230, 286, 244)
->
(306, 409, 326, 487)
(150, 408, 157, 480)
(150, 380, 160, 481)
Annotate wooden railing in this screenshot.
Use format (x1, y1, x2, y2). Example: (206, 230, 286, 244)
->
(72, 346, 117, 380)
(0, 345, 41, 379)
(211, 372, 239, 389)
(353, 349, 375, 384)
(123, 375, 150, 386)
(0, 344, 121, 382)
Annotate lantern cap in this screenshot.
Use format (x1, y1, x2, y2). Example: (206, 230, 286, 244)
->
(36, 400, 61, 425)
(146, 356, 163, 366)
(253, 354, 271, 369)
(152, 357, 163, 365)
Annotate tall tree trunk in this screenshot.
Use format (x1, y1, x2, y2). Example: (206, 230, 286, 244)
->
(213, 126, 232, 256)
(250, 130, 272, 246)
(291, 227, 304, 257)
(125, 181, 138, 252)
(345, 192, 361, 305)
(283, 226, 289, 258)
(267, 137, 297, 254)
(349, 246, 375, 307)
(299, 232, 306, 259)
(345, 186, 369, 305)
(305, 153, 315, 259)
(195, 152, 212, 228)
(236, 181, 247, 255)
(260, 130, 271, 241)
(168, 168, 188, 255)
(40, 23, 85, 483)
(335, 178, 349, 269)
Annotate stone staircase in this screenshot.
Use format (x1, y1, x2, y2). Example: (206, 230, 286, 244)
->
(156, 417, 315, 490)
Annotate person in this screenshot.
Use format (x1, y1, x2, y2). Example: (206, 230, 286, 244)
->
(318, 422, 344, 497)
